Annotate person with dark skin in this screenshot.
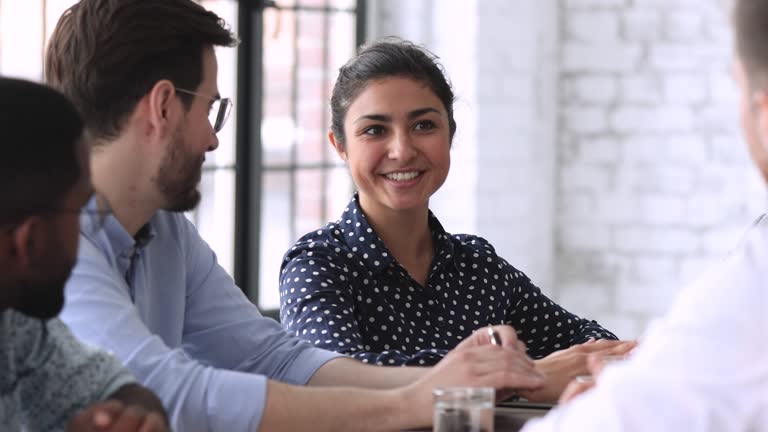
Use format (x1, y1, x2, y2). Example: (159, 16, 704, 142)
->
(0, 77, 168, 432)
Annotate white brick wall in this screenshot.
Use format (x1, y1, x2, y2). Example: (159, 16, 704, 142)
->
(474, 0, 558, 290)
(563, 43, 642, 72)
(368, 0, 765, 339)
(556, 0, 765, 337)
(566, 10, 620, 42)
(565, 0, 627, 8)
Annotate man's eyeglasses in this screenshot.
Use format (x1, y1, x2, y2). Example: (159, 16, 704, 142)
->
(175, 87, 233, 133)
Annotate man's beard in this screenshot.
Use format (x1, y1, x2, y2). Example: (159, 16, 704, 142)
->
(10, 255, 73, 320)
(156, 129, 203, 213)
(12, 280, 66, 320)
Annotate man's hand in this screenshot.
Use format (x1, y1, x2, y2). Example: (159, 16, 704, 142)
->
(399, 325, 545, 426)
(519, 339, 637, 403)
(558, 348, 632, 404)
(66, 400, 168, 432)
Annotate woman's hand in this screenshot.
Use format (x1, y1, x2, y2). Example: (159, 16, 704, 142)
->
(518, 339, 637, 402)
(399, 325, 545, 426)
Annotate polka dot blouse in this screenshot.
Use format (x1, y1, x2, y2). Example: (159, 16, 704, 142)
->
(279, 194, 617, 366)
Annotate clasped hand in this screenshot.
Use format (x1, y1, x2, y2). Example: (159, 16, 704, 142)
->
(66, 400, 168, 432)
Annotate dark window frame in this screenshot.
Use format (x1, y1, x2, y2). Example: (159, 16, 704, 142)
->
(235, 0, 366, 320)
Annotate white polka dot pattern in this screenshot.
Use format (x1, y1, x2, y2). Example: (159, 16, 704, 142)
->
(278, 195, 616, 366)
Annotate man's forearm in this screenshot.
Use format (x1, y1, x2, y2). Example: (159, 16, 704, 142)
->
(261, 379, 426, 432)
(308, 357, 428, 389)
(107, 383, 169, 425)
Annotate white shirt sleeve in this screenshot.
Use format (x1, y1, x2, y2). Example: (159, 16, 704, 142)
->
(522, 220, 768, 432)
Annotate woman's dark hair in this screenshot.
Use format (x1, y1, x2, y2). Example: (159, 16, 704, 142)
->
(330, 38, 457, 147)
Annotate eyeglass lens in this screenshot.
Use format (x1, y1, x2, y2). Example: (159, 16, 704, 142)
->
(210, 98, 232, 133)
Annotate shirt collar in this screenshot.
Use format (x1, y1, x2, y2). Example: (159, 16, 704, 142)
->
(338, 194, 394, 274)
(429, 214, 456, 271)
(80, 196, 157, 258)
(339, 193, 455, 274)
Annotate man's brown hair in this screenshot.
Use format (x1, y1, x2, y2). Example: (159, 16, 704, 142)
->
(45, 0, 237, 140)
(734, 0, 768, 89)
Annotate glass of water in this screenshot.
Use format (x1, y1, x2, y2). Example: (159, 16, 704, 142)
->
(433, 387, 495, 432)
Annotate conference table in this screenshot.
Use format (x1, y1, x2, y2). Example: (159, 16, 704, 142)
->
(408, 402, 551, 432)
(492, 404, 549, 431)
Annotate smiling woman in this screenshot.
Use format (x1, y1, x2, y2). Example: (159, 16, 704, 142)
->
(329, 76, 451, 232)
(277, 39, 622, 401)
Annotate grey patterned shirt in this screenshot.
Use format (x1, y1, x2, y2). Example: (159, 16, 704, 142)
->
(0, 309, 134, 431)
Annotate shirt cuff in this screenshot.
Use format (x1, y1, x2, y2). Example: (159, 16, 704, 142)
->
(99, 368, 137, 401)
(207, 369, 269, 432)
(283, 347, 346, 385)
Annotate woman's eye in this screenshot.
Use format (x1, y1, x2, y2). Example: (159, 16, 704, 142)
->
(363, 125, 385, 136)
(414, 120, 435, 131)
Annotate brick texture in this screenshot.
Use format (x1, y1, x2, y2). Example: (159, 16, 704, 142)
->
(556, 0, 764, 336)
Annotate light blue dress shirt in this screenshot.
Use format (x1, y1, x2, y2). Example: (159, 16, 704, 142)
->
(61, 203, 342, 432)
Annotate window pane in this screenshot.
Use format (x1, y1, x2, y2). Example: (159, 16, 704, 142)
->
(0, 0, 44, 81)
(296, 10, 327, 166)
(328, 11, 356, 83)
(295, 169, 324, 235)
(186, 1, 238, 280)
(325, 166, 353, 218)
(325, 12, 357, 163)
(45, 0, 78, 43)
(298, 0, 327, 6)
(259, 166, 352, 310)
(258, 172, 293, 310)
(202, 0, 239, 168)
(189, 169, 237, 277)
(300, 0, 356, 9)
(257, 2, 358, 310)
(263, 8, 297, 167)
(330, 0, 357, 9)
(329, 0, 356, 10)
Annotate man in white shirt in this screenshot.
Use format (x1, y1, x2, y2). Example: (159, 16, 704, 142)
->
(522, 0, 768, 430)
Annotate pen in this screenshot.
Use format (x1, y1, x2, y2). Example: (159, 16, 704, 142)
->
(487, 325, 502, 346)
